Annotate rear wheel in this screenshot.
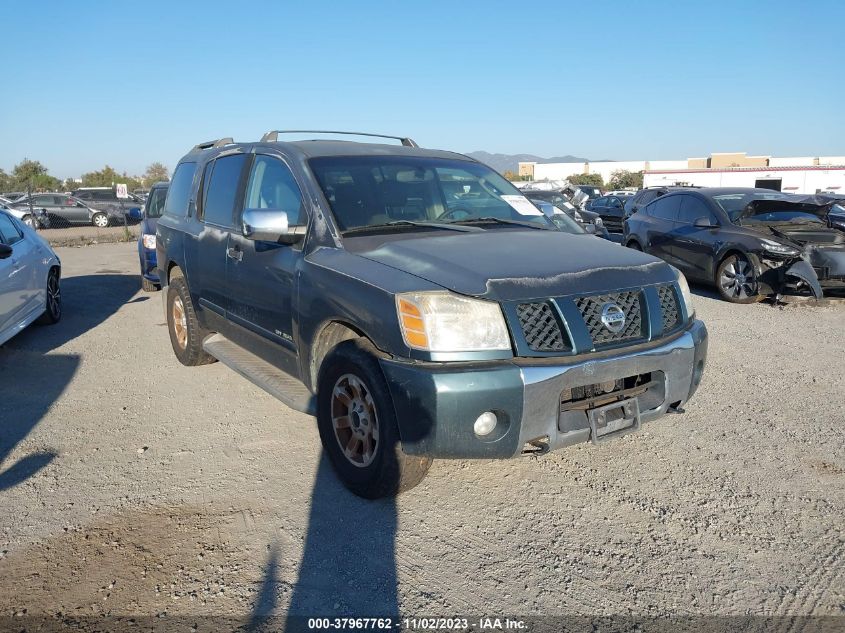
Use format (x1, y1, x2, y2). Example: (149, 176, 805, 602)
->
(317, 340, 432, 498)
(166, 273, 215, 366)
(36, 268, 62, 325)
(626, 240, 642, 251)
(92, 212, 109, 228)
(21, 215, 36, 229)
(716, 253, 760, 303)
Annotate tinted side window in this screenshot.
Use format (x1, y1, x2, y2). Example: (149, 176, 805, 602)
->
(677, 196, 714, 224)
(76, 191, 92, 200)
(594, 197, 606, 207)
(0, 213, 23, 244)
(608, 197, 622, 209)
(33, 195, 56, 206)
(203, 154, 248, 226)
(93, 191, 115, 201)
(163, 162, 198, 217)
(243, 156, 304, 225)
(638, 190, 657, 206)
(648, 196, 679, 220)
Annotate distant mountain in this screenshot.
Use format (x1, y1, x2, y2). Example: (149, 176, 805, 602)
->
(466, 151, 592, 174)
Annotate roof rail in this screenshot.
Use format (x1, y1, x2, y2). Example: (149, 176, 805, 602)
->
(190, 137, 234, 152)
(259, 130, 419, 148)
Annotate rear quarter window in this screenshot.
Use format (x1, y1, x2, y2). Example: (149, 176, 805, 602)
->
(164, 162, 198, 217)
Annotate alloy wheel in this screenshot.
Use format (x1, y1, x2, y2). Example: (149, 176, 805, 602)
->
(172, 295, 188, 350)
(47, 271, 61, 319)
(720, 257, 757, 299)
(331, 373, 380, 468)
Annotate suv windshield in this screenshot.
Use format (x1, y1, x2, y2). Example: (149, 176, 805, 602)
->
(308, 156, 551, 232)
(713, 191, 789, 221)
(145, 186, 168, 218)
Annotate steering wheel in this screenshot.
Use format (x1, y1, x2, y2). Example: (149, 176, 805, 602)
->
(436, 206, 473, 221)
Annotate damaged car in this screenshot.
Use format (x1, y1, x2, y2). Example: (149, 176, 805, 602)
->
(623, 187, 845, 303)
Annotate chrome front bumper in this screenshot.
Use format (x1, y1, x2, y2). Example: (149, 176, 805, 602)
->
(514, 319, 707, 455)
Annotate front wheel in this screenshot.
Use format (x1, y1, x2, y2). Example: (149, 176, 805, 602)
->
(716, 254, 761, 303)
(36, 268, 62, 325)
(92, 213, 109, 228)
(317, 340, 432, 499)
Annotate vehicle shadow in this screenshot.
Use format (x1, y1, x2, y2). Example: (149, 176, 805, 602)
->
(247, 453, 399, 632)
(0, 273, 139, 490)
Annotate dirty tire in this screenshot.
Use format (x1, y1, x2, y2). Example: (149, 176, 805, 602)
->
(92, 212, 109, 228)
(141, 276, 159, 292)
(317, 339, 432, 499)
(36, 267, 62, 325)
(716, 253, 762, 304)
(166, 273, 215, 366)
(626, 240, 642, 251)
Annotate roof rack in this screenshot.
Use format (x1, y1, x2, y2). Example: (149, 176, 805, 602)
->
(190, 137, 234, 152)
(259, 130, 419, 148)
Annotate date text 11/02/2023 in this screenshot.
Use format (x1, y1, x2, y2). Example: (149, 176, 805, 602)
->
(306, 618, 527, 630)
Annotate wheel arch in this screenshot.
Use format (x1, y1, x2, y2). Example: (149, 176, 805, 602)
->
(307, 320, 377, 392)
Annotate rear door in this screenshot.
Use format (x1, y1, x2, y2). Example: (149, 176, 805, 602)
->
(640, 195, 680, 263)
(192, 152, 249, 322)
(227, 153, 307, 353)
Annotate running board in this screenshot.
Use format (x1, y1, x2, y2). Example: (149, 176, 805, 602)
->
(203, 333, 316, 416)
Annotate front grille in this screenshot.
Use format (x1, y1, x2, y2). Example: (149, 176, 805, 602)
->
(516, 302, 570, 352)
(657, 284, 682, 333)
(574, 291, 643, 346)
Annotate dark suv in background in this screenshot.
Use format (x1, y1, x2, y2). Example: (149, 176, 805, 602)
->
(156, 131, 707, 498)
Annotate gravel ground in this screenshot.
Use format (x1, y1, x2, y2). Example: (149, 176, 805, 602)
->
(34, 224, 140, 247)
(0, 243, 843, 628)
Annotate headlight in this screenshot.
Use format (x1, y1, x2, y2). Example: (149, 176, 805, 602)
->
(142, 234, 156, 250)
(672, 267, 695, 319)
(760, 239, 800, 256)
(593, 217, 603, 227)
(396, 291, 511, 352)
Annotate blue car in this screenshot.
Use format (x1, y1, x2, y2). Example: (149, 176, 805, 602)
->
(134, 182, 168, 291)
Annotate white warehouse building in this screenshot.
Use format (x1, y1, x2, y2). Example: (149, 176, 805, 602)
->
(523, 152, 845, 195)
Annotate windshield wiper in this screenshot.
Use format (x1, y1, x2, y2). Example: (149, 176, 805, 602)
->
(343, 220, 480, 234)
(451, 217, 551, 230)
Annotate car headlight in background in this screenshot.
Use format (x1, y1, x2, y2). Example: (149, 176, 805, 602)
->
(760, 239, 800, 256)
(671, 267, 695, 319)
(396, 291, 511, 352)
(142, 234, 156, 250)
(593, 217, 603, 227)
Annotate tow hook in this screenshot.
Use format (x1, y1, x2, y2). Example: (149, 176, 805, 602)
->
(522, 439, 550, 456)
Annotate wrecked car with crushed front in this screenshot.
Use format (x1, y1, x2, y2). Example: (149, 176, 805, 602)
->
(157, 131, 708, 499)
(624, 188, 845, 302)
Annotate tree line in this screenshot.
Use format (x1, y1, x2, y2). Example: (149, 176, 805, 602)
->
(0, 159, 170, 194)
(503, 168, 643, 190)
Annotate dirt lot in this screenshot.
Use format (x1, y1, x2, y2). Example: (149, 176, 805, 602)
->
(0, 243, 843, 629)
(34, 224, 140, 247)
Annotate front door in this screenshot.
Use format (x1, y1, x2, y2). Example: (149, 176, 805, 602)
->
(0, 213, 38, 331)
(668, 194, 720, 281)
(226, 153, 307, 353)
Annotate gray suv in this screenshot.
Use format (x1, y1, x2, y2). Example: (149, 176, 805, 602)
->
(72, 188, 142, 227)
(157, 131, 708, 498)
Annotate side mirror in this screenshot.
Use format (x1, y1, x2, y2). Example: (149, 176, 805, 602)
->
(242, 208, 304, 244)
(693, 217, 717, 228)
(129, 208, 143, 220)
(0, 244, 12, 259)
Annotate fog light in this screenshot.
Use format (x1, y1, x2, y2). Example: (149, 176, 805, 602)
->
(474, 411, 498, 437)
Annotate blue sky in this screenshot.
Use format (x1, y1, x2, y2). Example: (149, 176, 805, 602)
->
(2, 0, 843, 178)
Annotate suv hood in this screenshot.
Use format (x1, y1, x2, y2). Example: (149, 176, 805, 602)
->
(345, 230, 674, 302)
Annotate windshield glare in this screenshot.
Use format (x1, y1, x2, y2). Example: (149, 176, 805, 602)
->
(713, 192, 789, 221)
(308, 156, 552, 232)
(145, 187, 168, 218)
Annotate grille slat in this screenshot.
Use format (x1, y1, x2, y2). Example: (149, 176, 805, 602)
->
(516, 302, 570, 352)
(657, 284, 682, 333)
(574, 291, 643, 346)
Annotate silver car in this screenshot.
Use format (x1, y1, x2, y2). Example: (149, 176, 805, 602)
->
(0, 208, 61, 345)
(0, 195, 50, 229)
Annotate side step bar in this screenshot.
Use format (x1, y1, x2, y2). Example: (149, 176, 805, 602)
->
(203, 333, 316, 416)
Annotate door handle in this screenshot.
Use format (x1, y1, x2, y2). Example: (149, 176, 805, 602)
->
(226, 246, 243, 262)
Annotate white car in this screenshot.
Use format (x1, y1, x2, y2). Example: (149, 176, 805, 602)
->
(0, 195, 49, 229)
(0, 208, 62, 345)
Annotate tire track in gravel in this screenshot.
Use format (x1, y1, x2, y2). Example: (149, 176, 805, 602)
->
(779, 528, 844, 625)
